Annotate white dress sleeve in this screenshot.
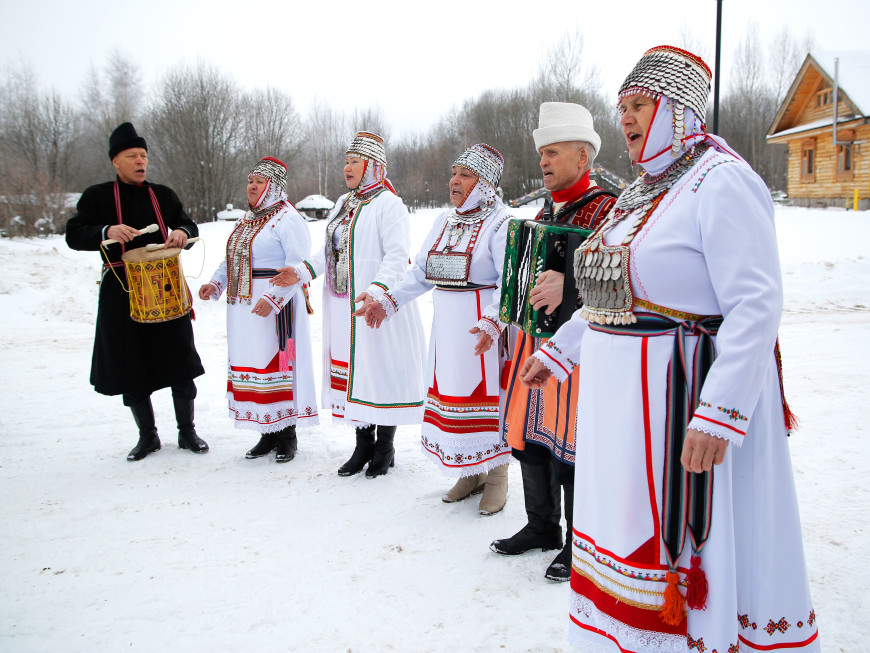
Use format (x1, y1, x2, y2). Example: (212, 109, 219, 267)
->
(364, 193, 414, 297)
(476, 211, 511, 339)
(378, 214, 445, 313)
(687, 161, 783, 446)
(261, 209, 313, 313)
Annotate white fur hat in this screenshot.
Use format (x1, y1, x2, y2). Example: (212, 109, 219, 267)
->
(532, 102, 601, 155)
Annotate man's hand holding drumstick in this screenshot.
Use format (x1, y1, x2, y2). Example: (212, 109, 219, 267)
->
(164, 229, 190, 248)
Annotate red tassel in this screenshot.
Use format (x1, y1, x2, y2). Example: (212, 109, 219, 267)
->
(774, 338, 798, 434)
(660, 571, 686, 626)
(500, 360, 512, 390)
(783, 400, 799, 434)
(278, 338, 295, 372)
(686, 555, 708, 610)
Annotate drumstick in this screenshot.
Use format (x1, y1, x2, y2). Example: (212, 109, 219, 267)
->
(144, 237, 200, 252)
(101, 223, 159, 246)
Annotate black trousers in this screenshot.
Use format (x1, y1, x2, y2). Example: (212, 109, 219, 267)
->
(122, 379, 197, 407)
(514, 445, 574, 535)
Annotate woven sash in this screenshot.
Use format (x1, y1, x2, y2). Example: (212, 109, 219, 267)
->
(589, 312, 722, 574)
(252, 268, 293, 358)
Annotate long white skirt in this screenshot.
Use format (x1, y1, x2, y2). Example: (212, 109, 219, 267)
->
(419, 287, 510, 478)
(568, 329, 819, 653)
(226, 280, 318, 433)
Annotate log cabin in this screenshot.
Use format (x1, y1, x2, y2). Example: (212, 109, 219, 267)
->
(767, 51, 870, 210)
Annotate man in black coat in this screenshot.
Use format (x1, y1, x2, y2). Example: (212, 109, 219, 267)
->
(66, 123, 208, 461)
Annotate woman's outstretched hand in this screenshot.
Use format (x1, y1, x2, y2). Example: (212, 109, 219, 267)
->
(519, 356, 552, 388)
(469, 327, 494, 355)
(270, 266, 299, 287)
(352, 293, 387, 328)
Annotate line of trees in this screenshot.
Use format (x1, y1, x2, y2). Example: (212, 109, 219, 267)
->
(0, 25, 811, 237)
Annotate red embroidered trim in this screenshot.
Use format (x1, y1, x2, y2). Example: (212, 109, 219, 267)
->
(693, 414, 747, 436)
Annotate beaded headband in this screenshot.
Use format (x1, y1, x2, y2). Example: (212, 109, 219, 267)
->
(452, 143, 504, 189)
(346, 131, 387, 168)
(249, 156, 288, 193)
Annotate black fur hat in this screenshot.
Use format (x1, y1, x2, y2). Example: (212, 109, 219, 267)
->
(108, 122, 147, 160)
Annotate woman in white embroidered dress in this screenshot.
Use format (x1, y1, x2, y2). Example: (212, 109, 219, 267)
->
(521, 46, 819, 652)
(270, 132, 426, 478)
(199, 157, 318, 462)
(360, 144, 513, 515)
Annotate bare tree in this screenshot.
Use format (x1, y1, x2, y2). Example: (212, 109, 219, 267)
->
(305, 98, 347, 200)
(719, 23, 784, 187)
(147, 62, 244, 222)
(75, 49, 148, 189)
(534, 27, 601, 100)
(239, 87, 304, 164)
(0, 61, 80, 235)
(675, 22, 713, 65)
(237, 87, 305, 204)
(349, 106, 391, 143)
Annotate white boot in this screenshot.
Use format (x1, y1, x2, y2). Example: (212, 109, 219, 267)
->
(478, 464, 509, 515)
(442, 472, 488, 503)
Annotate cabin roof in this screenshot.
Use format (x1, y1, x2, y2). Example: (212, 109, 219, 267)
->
(295, 194, 335, 210)
(768, 50, 870, 139)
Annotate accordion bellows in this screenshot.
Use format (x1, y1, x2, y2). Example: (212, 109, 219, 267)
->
(500, 219, 592, 338)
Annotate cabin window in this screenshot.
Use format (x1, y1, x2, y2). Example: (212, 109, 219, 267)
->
(801, 138, 816, 182)
(817, 89, 833, 106)
(837, 144, 854, 180)
(836, 130, 855, 181)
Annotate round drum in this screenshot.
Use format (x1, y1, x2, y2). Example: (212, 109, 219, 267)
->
(121, 246, 192, 323)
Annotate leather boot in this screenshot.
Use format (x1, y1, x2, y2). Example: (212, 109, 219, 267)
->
(478, 463, 509, 515)
(173, 397, 209, 453)
(246, 433, 279, 459)
(127, 397, 161, 462)
(275, 425, 298, 463)
(545, 481, 574, 582)
(365, 425, 396, 478)
(338, 425, 376, 476)
(491, 459, 562, 552)
(442, 473, 488, 503)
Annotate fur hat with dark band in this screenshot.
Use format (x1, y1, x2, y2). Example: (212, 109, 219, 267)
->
(618, 45, 712, 122)
(346, 131, 387, 168)
(249, 156, 288, 193)
(108, 122, 147, 160)
(533, 102, 601, 156)
(452, 143, 504, 189)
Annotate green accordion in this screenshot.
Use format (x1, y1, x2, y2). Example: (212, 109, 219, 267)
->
(499, 218, 593, 338)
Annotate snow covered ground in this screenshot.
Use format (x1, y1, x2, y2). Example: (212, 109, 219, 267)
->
(0, 205, 867, 652)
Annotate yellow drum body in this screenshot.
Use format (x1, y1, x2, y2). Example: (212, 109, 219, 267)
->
(121, 246, 191, 323)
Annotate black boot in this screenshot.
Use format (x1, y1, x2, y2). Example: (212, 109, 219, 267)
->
(127, 397, 161, 462)
(490, 459, 562, 554)
(338, 425, 375, 476)
(246, 433, 278, 459)
(173, 397, 209, 453)
(545, 481, 574, 582)
(365, 425, 396, 478)
(275, 425, 298, 463)
(545, 541, 572, 582)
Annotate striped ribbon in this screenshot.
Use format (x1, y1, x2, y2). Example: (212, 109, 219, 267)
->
(111, 181, 168, 258)
(252, 269, 293, 363)
(589, 312, 722, 573)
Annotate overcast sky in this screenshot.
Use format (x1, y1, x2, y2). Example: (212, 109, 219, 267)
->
(2, 0, 868, 137)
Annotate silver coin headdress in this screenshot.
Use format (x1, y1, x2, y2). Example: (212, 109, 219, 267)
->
(618, 46, 713, 158)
